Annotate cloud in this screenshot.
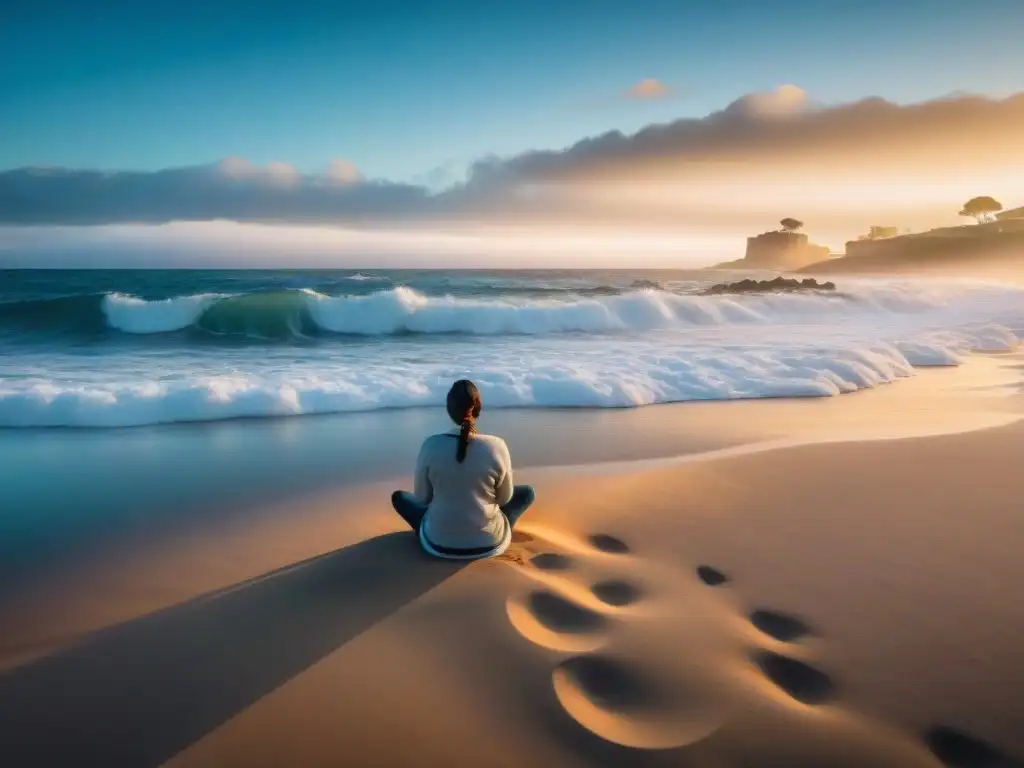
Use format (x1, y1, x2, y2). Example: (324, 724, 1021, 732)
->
(455, 87, 1024, 235)
(2, 88, 1023, 235)
(411, 159, 469, 191)
(264, 161, 302, 187)
(0, 162, 432, 225)
(216, 157, 301, 186)
(623, 78, 670, 100)
(216, 156, 258, 179)
(323, 158, 361, 186)
(467, 87, 1024, 186)
(724, 83, 807, 117)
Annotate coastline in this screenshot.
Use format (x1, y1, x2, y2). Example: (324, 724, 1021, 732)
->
(0, 351, 1022, 765)
(3, 349, 1019, 579)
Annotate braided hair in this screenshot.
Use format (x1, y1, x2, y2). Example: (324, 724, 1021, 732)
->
(446, 379, 482, 463)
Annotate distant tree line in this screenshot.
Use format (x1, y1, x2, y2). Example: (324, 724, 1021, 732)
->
(776, 195, 1009, 243)
(772, 197, 1011, 242)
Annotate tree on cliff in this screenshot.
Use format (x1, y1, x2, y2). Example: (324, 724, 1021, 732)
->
(959, 196, 1002, 224)
(779, 218, 804, 232)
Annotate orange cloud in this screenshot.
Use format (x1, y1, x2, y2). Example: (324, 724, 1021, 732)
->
(323, 158, 361, 186)
(469, 89, 1024, 197)
(624, 78, 670, 100)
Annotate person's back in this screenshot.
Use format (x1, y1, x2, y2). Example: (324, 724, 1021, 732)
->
(416, 430, 512, 549)
(390, 379, 536, 559)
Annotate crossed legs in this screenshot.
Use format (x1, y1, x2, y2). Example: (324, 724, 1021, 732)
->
(390, 485, 536, 532)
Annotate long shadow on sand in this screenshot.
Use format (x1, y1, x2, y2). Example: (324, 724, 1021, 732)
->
(0, 532, 463, 768)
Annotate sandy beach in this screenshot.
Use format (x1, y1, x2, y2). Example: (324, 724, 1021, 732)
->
(0, 351, 1020, 767)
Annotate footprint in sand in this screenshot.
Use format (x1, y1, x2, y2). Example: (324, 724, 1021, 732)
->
(506, 588, 610, 653)
(925, 726, 1019, 768)
(588, 534, 631, 554)
(551, 654, 726, 750)
(509, 534, 734, 750)
(749, 609, 813, 643)
(696, 565, 730, 586)
(527, 590, 608, 634)
(530, 552, 575, 572)
(590, 580, 643, 607)
(753, 650, 836, 705)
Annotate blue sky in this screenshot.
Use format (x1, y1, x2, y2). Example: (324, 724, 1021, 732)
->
(3, 0, 1024, 183)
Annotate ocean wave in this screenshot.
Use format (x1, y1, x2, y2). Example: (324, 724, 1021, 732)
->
(0, 283, 985, 341)
(0, 324, 1016, 427)
(0, 293, 111, 335)
(103, 292, 222, 334)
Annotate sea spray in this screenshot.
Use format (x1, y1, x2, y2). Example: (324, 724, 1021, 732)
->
(0, 283, 983, 340)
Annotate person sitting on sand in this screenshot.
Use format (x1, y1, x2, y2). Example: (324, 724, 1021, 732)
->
(391, 379, 535, 560)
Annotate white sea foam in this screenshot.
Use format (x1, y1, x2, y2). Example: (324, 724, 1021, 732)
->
(102, 292, 220, 333)
(0, 323, 1017, 427)
(93, 281, 1014, 337)
(3, 278, 1022, 427)
(298, 284, 951, 335)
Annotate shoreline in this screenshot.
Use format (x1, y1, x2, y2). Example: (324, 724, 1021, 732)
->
(0, 350, 1018, 618)
(5, 269, 1022, 432)
(0, 351, 1022, 765)
(2, 352, 1019, 585)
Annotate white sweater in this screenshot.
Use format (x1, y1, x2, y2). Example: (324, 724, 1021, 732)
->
(414, 428, 513, 550)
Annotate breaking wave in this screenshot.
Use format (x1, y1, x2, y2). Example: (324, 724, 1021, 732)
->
(0, 323, 1017, 427)
(2, 277, 1022, 427)
(0, 283, 990, 341)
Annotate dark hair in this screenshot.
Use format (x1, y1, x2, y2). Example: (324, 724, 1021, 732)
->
(446, 379, 482, 463)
